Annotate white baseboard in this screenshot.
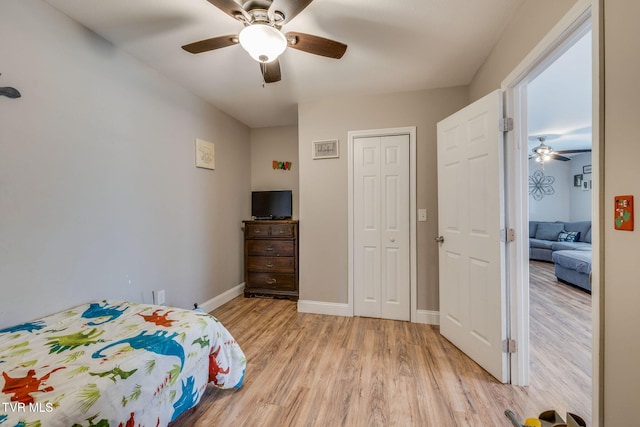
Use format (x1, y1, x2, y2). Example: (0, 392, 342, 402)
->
(297, 300, 439, 324)
(415, 309, 440, 325)
(297, 300, 352, 317)
(199, 283, 245, 313)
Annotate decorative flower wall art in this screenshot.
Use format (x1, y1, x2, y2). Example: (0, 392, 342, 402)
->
(529, 169, 555, 201)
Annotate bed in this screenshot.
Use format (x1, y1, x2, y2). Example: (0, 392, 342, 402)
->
(0, 300, 246, 427)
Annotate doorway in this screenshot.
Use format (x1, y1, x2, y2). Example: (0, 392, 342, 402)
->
(501, 8, 598, 427)
(435, 0, 596, 402)
(525, 27, 593, 420)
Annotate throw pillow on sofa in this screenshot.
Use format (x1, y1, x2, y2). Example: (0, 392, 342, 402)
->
(534, 222, 564, 241)
(557, 231, 580, 242)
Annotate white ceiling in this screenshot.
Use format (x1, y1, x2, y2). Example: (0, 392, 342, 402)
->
(527, 30, 592, 154)
(43, 0, 526, 128)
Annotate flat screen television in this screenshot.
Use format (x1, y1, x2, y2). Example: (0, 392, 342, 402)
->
(251, 190, 292, 219)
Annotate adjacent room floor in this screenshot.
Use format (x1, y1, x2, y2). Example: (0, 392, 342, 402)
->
(171, 261, 592, 426)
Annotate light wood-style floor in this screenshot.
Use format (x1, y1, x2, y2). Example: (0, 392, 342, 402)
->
(171, 261, 592, 427)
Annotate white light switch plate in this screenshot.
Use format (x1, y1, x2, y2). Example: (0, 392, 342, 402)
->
(418, 209, 427, 222)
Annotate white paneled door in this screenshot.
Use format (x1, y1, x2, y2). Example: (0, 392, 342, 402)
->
(436, 90, 509, 382)
(354, 134, 410, 321)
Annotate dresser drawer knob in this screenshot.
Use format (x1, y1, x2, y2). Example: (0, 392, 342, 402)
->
(266, 263, 274, 268)
(266, 278, 277, 285)
(266, 246, 274, 251)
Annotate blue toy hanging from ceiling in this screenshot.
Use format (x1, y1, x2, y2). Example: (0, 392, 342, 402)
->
(0, 73, 21, 99)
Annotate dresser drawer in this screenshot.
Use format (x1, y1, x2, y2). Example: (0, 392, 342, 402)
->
(269, 224, 294, 237)
(247, 256, 294, 273)
(245, 222, 295, 238)
(246, 273, 296, 291)
(247, 240, 294, 257)
(245, 223, 271, 238)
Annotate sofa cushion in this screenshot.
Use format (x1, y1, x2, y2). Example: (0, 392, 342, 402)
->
(551, 241, 592, 251)
(585, 227, 592, 243)
(529, 222, 538, 238)
(552, 250, 592, 274)
(557, 231, 580, 242)
(563, 221, 592, 243)
(535, 222, 564, 241)
(529, 238, 554, 250)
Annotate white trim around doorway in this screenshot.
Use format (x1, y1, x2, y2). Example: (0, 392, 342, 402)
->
(501, 1, 599, 424)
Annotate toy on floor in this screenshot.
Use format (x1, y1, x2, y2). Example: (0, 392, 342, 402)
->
(504, 409, 587, 427)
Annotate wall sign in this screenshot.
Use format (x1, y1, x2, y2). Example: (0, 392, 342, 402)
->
(614, 195, 634, 231)
(312, 139, 339, 159)
(273, 160, 292, 170)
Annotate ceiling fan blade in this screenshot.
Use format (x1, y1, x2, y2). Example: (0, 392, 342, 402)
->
(285, 32, 347, 59)
(182, 35, 238, 54)
(269, 0, 314, 25)
(261, 60, 282, 83)
(206, 0, 251, 22)
(555, 149, 592, 154)
(551, 153, 571, 161)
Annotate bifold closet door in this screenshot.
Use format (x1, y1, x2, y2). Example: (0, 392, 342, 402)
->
(353, 134, 410, 321)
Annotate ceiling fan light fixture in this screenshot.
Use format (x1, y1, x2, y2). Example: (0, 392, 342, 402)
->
(239, 24, 287, 63)
(534, 145, 552, 156)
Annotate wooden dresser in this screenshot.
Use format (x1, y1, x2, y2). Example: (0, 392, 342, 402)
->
(243, 220, 298, 300)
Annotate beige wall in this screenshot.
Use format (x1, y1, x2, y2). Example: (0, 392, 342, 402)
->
(298, 87, 469, 310)
(470, 0, 578, 101)
(0, 0, 251, 327)
(250, 126, 300, 219)
(603, 1, 640, 424)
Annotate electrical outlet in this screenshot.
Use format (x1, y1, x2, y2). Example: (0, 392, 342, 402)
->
(418, 209, 428, 222)
(157, 290, 166, 305)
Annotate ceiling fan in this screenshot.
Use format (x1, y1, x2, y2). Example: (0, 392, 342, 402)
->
(529, 136, 591, 162)
(182, 0, 348, 84)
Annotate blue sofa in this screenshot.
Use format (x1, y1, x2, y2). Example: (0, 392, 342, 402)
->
(529, 221, 592, 262)
(552, 250, 592, 292)
(529, 221, 592, 292)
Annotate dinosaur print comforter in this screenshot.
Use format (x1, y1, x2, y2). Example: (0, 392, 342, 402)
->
(0, 300, 246, 427)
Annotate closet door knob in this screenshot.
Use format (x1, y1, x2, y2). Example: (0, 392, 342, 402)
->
(434, 236, 445, 243)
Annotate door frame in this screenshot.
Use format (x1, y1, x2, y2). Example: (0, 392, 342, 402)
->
(347, 127, 417, 321)
(501, 1, 599, 420)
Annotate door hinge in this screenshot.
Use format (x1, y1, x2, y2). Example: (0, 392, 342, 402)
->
(501, 228, 515, 243)
(499, 117, 514, 132)
(502, 339, 517, 353)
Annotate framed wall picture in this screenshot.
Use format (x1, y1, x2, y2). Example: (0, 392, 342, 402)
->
(195, 138, 215, 170)
(583, 164, 592, 174)
(574, 174, 583, 187)
(312, 139, 339, 159)
(614, 195, 634, 231)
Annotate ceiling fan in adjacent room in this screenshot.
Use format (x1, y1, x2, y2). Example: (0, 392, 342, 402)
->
(529, 136, 591, 163)
(182, 0, 348, 84)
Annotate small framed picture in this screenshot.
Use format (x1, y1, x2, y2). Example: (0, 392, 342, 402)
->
(583, 164, 592, 174)
(195, 138, 215, 170)
(574, 174, 583, 187)
(582, 180, 590, 191)
(312, 139, 339, 159)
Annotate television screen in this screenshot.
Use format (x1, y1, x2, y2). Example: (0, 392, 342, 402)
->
(251, 190, 292, 219)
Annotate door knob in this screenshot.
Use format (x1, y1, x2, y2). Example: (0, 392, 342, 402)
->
(434, 236, 444, 243)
